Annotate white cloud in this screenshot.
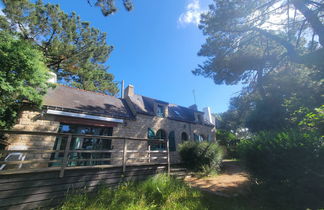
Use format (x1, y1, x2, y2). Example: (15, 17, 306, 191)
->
(178, 0, 205, 26)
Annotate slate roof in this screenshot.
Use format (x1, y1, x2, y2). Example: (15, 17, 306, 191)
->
(43, 85, 134, 119)
(42, 85, 214, 126)
(128, 94, 214, 125)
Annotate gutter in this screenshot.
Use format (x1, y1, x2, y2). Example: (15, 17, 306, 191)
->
(46, 109, 124, 123)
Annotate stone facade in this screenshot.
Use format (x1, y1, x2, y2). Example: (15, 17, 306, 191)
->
(7, 110, 60, 150)
(6, 110, 60, 168)
(113, 113, 216, 164)
(6, 109, 215, 166)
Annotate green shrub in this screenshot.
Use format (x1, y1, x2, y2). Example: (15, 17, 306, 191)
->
(238, 130, 324, 208)
(216, 129, 240, 159)
(179, 141, 223, 172)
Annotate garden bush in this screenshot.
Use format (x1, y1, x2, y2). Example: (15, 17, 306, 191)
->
(216, 129, 240, 159)
(179, 141, 223, 173)
(238, 130, 324, 208)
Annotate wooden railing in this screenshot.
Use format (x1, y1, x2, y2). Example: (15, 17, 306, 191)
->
(0, 130, 170, 177)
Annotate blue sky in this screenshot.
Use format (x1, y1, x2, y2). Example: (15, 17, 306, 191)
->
(42, 0, 242, 113)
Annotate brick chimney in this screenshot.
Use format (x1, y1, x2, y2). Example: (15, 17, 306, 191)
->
(124, 84, 134, 97)
(203, 107, 215, 125)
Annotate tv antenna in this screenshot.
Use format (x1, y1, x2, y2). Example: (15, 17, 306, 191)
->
(192, 89, 197, 105)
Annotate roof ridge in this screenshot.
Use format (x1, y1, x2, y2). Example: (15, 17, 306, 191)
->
(56, 84, 117, 98)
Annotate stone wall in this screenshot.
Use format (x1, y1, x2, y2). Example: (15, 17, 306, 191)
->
(7, 110, 60, 150)
(6, 109, 60, 168)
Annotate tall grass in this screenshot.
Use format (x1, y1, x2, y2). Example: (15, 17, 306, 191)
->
(60, 174, 275, 210)
(61, 174, 206, 210)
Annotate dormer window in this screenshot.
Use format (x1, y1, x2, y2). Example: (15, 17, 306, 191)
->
(156, 105, 165, 117)
(194, 112, 203, 123)
(197, 114, 203, 123)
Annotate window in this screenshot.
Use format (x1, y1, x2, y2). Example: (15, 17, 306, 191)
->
(193, 133, 206, 142)
(156, 105, 165, 117)
(197, 114, 203, 123)
(168, 131, 176, 151)
(50, 124, 113, 167)
(156, 129, 166, 140)
(194, 133, 199, 142)
(148, 128, 155, 139)
(148, 128, 167, 150)
(181, 132, 188, 142)
(207, 134, 212, 142)
(194, 113, 203, 123)
(199, 134, 206, 142)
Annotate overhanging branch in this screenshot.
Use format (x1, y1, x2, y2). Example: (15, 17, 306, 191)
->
(293, 0, 324, 46)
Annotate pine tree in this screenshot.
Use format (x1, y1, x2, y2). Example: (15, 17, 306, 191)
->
(89, 0, 133, 16)
(195, 0, 324, 88)
(1, 0, 118, 95)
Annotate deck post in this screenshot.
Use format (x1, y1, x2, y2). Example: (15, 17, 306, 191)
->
(148, 144, 151, 163)
(59, 134, 72, 178)
(166, 139, 170, 175)
(122, 138, 127, 174)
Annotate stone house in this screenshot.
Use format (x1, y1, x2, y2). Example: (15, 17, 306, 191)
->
(3, 83, 216, 166)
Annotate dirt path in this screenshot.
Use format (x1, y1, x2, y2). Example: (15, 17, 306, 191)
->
(184, 160, 250, 197)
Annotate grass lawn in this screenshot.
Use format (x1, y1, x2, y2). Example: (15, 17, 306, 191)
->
(59, 174, 272, 210)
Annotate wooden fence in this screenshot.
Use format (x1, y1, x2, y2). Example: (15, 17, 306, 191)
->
(0, 130, 170, 209)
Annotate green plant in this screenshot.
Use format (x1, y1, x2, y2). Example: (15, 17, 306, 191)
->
(216, 129, 237, 146)
(61, 174, 207, 210)
(216, 129, 240, 159)
(238, 130, 324, 209)
(2, 0, 119, 95)
(179, 141, 223, 173)
(299, 105, 324, 134)
(0, 31, 51, 129)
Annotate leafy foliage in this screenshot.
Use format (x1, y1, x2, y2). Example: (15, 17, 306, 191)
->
(299, 105, 324, 133)
(0, 31, 50, 129)
(219, 65, 322, 133)
(216, 129, 237, 146)
(1, 0, 118, 95)
(89, 0, 133, 16)
(238, 130, 324, 208)
(216, 129, 240, 159)
(179, 141, 223, 173)
(195, 0, 324, 87)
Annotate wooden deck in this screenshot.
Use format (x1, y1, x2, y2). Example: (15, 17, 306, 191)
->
(0, 164, 167, 209)
(0, 130, 171, 209)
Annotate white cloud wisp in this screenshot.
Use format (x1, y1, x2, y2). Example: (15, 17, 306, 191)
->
(178, 0, 205, 26)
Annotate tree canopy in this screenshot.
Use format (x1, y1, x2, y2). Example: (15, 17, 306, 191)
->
(194, 0, 324, 89)
(1, 0, 118, 95)
(219, 65, 322, 133)
(196, 0, 323, 134)
(0, 31, 50, 129)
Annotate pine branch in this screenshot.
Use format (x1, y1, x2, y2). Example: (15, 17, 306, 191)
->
(293, 0, 324, 46)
